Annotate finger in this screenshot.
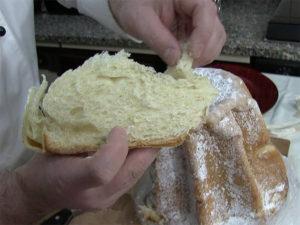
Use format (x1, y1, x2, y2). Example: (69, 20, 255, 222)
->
(85, 127, 129, 185)
(193, 20, 226, 67)
(133, 8, 181, 65)
(62, 127, 129, 190)
(85, 148, 159, 209)
(174, 15, 192, 41)
(184, 0, 219, 59)
(105, 148, 159, 197)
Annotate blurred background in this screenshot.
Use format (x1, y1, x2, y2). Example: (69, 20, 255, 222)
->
(34, 0, 300, 78)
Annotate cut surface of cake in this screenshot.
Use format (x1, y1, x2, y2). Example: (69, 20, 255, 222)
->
(23, 51, 217, 154)
(133, 68, 288, 225)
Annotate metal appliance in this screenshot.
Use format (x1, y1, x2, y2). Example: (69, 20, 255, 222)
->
(266, 0, 300, 42)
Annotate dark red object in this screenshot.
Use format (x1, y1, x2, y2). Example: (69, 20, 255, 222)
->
(209, 63, 278, 113)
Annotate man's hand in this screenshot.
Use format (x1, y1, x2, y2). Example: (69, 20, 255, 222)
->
(110, 0, 226, 67)
(0, 127, 158, 225)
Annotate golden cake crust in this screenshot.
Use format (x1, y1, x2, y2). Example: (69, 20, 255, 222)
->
(134, 68, 288, 225)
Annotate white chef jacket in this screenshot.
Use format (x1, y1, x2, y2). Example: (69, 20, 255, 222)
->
(0, 0, 131, 170)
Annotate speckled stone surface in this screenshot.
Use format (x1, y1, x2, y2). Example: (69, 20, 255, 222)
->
(34, 0, 300, 61)
(35, 14, 147, 49)
(221, 0, 300, 61)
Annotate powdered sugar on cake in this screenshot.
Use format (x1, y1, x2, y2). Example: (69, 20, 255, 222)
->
(194, 68, 246, 105)
(133, 68, 288, 225)
(194, 68, 251, 125)
(186, 112, 260, 225)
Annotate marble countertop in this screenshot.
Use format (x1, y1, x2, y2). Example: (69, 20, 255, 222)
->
(34, 0, 300, 62)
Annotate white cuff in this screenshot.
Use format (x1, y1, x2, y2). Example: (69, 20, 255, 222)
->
(58, 0, 141, 43)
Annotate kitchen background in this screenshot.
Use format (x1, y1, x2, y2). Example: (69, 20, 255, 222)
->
(34, 0, 300, 224)
(34, 0, 300, 81)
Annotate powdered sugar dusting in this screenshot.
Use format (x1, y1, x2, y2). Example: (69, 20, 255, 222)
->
(186, 112, 260, 225)
(263, 184, 286, 212)
(216, 216, 257, 225)
(194, 68, 248, 106)
(194, 68, 251, 124)
(232, 100, 263, 147)
(195, 141, 208, 181)
(134, 68, 287, 225)
(155, 147, 198, 225)
(197, 67, 263, 146)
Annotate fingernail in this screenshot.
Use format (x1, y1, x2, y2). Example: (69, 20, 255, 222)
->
(113, 126, 126, 133)
(164, 47, 179, 66)
(109, 127, 127, 139)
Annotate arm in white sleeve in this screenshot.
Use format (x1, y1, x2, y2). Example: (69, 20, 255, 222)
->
(57, 0, 141, 42)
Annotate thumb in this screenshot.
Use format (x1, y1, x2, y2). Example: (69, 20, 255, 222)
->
(132, 9, 181, 66)
(64, 127, 129, 190)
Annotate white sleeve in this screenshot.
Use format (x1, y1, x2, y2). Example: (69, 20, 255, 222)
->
(57, 0, 142, 42)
